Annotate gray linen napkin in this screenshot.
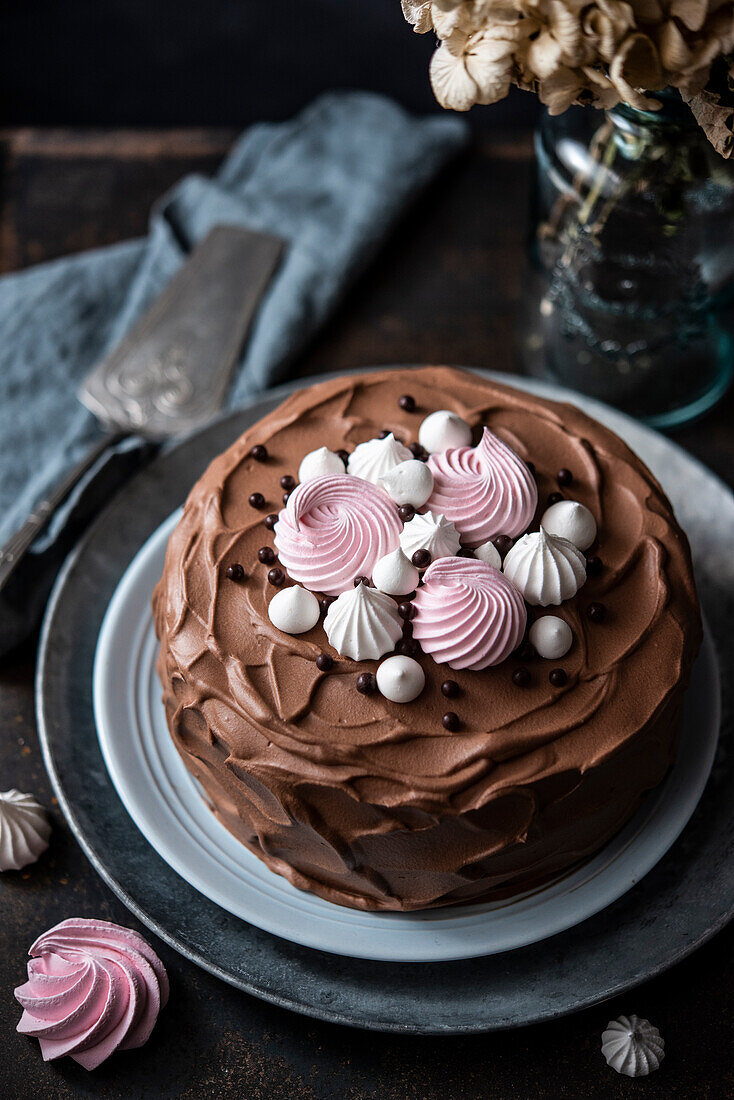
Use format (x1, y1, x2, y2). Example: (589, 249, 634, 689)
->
(0, 93, 467, 655)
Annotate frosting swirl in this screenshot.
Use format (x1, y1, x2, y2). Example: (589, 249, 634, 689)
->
(426, 427, 537, 545)
(15, 918, 169, 1070)
(274, 474, 402, 595)
(412, 556, 527, 669)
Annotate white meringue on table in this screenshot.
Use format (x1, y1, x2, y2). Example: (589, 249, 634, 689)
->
(529, 615, 573, 659)
(380, 459, 434, 508)
(297, 446, 345, 483)
(399, 510, 461, 562)
(0, 790, 51, 871)
(541, 499, 597, 551)
(418, 409, 472, 454)
(503, 527, 586, 606)
(347, 433, 412, 485)
(376, 655, 425, 703)
(473, 540, 502, 570)
(601, 1016, 665, 1077)
(372, 548, 420, 596)
(324, 583, 403, 661)
(268, 585, 321, 635)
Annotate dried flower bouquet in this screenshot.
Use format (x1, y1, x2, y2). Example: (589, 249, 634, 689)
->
(402, 0, 734, 154)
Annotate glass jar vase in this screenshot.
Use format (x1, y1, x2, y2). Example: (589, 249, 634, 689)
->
(520, 93, 734, 427)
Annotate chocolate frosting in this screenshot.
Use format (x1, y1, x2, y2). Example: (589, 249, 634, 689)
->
(153, 367, 702, 911)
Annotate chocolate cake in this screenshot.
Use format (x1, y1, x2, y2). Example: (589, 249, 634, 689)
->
(153, 367, 702, 911)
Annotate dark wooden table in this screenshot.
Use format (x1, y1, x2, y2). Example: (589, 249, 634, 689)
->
(1, 128, 732, 1100)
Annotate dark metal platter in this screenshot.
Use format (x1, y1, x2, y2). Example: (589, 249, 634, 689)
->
(36, 370, 734, 1034)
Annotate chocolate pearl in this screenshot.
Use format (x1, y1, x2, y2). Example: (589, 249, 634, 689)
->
(547, 491, 564, 506)
(512, 667, 531, 687)
(336, 449, 350, 464)
(354, 575, 371, 588)
(549, 668, 568, 687)
(320, 595, 336, 615)
(587, 601, 606, 623)
(441, 679, 460, 698)
(411, 549, 432, 569)
(402, 619, 413, 637)
(249, 492, 265, 509)
(399, 394, 416, 412)
(250, 444, 268, 462)
(282, 492, 291, 505)
(557, 467, 573, 487)
(585, 555, 602, 576)
(280, 474, 296, 491)
(398, 601, 416, 620)
(225, 563, 245, 582)
(515, 641, 535, 662)
(492, 535, 513, 557)
(356, 672, 377, 695)
(267, 567, 285, 587)
(316, 653, 333, 672)
(258, 546, 276, 564)
(264, 513, 278, 530)
(408, 441, 428, 461)
(398, 504, 415, 523)
(442, 711, 460, 731)
(397, 637, 421, 657)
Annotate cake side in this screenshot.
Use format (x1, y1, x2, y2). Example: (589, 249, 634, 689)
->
(153, 366, 702, 910)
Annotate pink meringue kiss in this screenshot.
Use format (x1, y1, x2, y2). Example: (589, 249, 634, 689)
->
(274, 474, 402, 595)
(412, 557, 527, 670)
(15, 917, 169, 1071)
(426, 427, 538, 546)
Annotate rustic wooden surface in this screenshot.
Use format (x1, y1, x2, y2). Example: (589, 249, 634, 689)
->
(0, 127, 732, 1099)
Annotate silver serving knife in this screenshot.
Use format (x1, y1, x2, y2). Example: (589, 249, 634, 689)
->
(0, 225, 284, 594)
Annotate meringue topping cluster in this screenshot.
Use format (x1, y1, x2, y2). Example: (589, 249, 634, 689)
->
(262, 403, 600, 709)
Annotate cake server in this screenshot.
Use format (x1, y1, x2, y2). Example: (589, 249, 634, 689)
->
(0, 224, 283, 596)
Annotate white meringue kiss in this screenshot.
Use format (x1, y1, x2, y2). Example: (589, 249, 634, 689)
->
(529, 615, 573, 659)
(399, 510, 461, 561)
(324, 583, 403, 661)
(376, 655, 425, 703)
(503, 528, 586, 606)
(0, 790, 51, 872)
(372, 548, 420, 596)
(418, 409, 472, 454)
(473, 540, 502, 570)
(298, 446, 345, 483)
(541, 499, 597, 551)
(268, 585, 321, 635)
(379, 459, 434, 508)
(601, 1016, 665, 1077)
(347, 433, 412, 484)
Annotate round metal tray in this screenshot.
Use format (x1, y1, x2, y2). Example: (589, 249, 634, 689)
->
(36, 369, 734, 1033)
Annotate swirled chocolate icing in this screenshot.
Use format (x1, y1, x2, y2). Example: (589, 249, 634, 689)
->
(153, 367, 702, 911)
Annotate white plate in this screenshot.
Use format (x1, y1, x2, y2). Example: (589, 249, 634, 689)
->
(94, 509, 719, 964)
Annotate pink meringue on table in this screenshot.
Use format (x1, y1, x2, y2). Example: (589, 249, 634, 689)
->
(15, 917, 169, 1071)
(426, 427, 537, 546)
(273, 474, 402, 596)
(412, 556, 527, 670)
